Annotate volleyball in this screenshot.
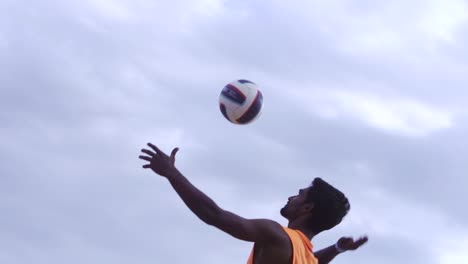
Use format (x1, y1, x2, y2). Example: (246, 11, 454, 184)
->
(218, 79, 263, 125)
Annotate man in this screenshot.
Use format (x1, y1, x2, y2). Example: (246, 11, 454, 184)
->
(139, 143, 368, 264)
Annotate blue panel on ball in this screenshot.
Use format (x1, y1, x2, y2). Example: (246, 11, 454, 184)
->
(238, 79, 255, 84)
(219, 103, 231, 121)
(237, 91, 263, 124)
(221, 84, 246, 104)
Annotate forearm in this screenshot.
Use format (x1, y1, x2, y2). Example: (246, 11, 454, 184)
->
(314, 244, 341, 264)
(166, 169, 222, 224)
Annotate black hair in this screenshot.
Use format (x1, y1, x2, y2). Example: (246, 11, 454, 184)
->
(306, 177, 350, 234)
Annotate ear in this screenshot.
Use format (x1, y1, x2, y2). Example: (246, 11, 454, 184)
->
(302, 203, 314, 213)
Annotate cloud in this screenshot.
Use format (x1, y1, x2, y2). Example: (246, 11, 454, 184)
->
(439, 235, 468, 264)
(289, 89, 454, 136)
(1, 1, 468, 264)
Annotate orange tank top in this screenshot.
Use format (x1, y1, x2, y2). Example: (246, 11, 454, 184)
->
(246, 226, 318, 264)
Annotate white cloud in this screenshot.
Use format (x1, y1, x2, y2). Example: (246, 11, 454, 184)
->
(2, 1, 468, 264)
(417, 0, 468, 43)
(85, 0, 135, 21)
(350, 186, 468, 264)
(275, 0, 468, 56)
(192, 0, 227, 17)
(439, 236, 468, 263)
(290, 88, 454, 136)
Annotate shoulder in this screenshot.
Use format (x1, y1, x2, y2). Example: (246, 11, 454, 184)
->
(256, 219, 291, 245)
(237, 218, 290, 244)
(212, 211, 291, 244)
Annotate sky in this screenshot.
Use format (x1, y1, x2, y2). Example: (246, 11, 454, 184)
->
(1, 0, 468, 263)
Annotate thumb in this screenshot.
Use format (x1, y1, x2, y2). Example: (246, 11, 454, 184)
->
(170, 147, 179, 163)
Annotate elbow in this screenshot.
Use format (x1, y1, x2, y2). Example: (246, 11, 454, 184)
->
(202, 207, 224, 226)
(203, 216, 217, 226)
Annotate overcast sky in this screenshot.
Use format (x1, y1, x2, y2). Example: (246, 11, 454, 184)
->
(1, 0, 468, 263)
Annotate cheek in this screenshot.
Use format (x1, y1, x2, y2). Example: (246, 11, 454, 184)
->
(289, 201, 300, 210)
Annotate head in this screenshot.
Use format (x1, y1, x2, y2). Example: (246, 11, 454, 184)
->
(280, 177, 350, 235)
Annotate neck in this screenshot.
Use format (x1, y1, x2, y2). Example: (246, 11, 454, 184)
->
(287, 219, 316, 240)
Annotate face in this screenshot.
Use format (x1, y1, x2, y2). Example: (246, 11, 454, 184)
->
(280, 186, 313, 219)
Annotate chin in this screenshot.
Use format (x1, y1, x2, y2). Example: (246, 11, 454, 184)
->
(280, 207, 287, 218)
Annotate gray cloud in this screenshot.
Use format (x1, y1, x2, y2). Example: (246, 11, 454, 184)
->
(1, 0, 468, 264)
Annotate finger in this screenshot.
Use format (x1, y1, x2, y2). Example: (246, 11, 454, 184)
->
(143, 164, 151, 169)
(147, 143, 162, 154)
(139, 155, 152, 162)
(170, 147, 179, 159)
(356, 236, 369, 246)
(141, 149, 155, 157)
(351, 237, 368, 249)
(356, 236, 368, 242)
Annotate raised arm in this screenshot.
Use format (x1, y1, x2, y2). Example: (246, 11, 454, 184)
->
(314, 236, 368, 264)
(138, 143, 288, 244)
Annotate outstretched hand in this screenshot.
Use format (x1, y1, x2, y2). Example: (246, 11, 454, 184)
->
(139, 143, 179, 178)
(337, 235, 368, 252)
